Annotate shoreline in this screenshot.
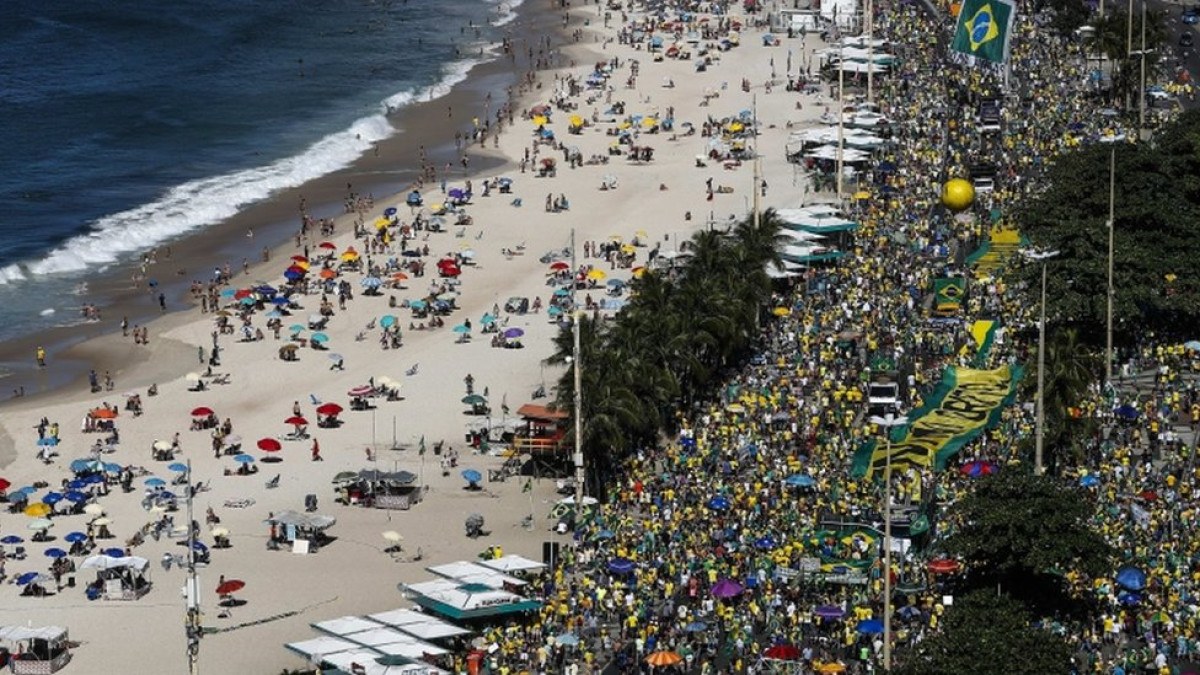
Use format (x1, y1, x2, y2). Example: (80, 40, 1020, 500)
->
(0, 1, 559, 407)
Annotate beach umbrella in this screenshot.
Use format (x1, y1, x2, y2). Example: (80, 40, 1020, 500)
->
(707, 495, 730, 511)
(83, 504, 104, 516)
(856, 619, 885, 634)
(348, 385, 373, 397)
(763, 644, 801, 662)
(586, 269, 607, 281)
(40, 492, 63, 506)
(284, 416, 309, 427)
(1079, 474, 1100, 487)
(27, 519, 52, 531)
(64, 491, 87, 504)
(44, 548, 67, 559)
(66, 480, 86, 491)
(185, 372, 203, 382)
(462, 395, 487, 406)
(814, 605, 845, 619)
(15, 572, 46, 587)
(24, 503, 51, 517)
(103, 462, 122, 474)
(361, 276, 383, 289)
(152, 440, 172, 453)
(220, 289, 236, 298)
(452, 324, 471, 334)
(310, 333, 329, 344)
(327, 353, 344, 363)
(645, 651, 683, 667)
(380, 315, 397, 329)
(927, 558, 960, 574)
(257, 438, 282, 452)
(461, 469, 482, 484)
(1, 535, 23, 545)
(103, 548, 125, 558)
(480, 313, 496, 325)
(216, 579, 245, 596)
(144, 477, 166, 488)
(289, 324, 305, 334)
(784, 474, 815, 488)
(608, 557, 635, 574)
(711, 578, 743, 599)
(549, 261, 570, 272)
(271, 297, 289, 307)
(256, 285, 278, 296)
(0, 478, 9, 492)
(233, 454, 255, 464)
(390, 272, 408, 282)
(383, 207, 397, 217)
(283, 268, 305, 281)
(333, 471, 359, 484)
(36, 437, 58, 447)
(64, 532, 86, 543)
(1116, 567, 1147, 591)
(316, 403, 343, 416)
(503, 327, 524, 339)
(190, 406, 214, 417)
(381, 530, 403, 544)
(15, 486, 36, 496)
(70, 459, 102, 474)
(168, 463, 189, 474)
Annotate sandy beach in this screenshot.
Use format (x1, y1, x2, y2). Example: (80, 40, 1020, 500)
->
(0, 1, 833, 672)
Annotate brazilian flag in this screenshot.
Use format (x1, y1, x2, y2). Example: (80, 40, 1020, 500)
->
(951, 0, 1016, 65)
(934, 277, 966, 312)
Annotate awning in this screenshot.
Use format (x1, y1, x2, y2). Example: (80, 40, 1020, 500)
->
(0, 626, 67, 642)
(515, 404, 569, 421)
(477, 554, 548, 574)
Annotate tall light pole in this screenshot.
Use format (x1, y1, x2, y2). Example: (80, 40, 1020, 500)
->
(836, 44, 846, 200)
(1106, 145, 1116, 384)
(1024, 250, 1060, 475)
(870, 413, 909, 672)
(570, 229, 586, 511)
(866, 0, 874, 102)
(184, 459, 201, 675)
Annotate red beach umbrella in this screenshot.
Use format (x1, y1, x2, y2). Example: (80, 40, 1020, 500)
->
(928, 558, 960, 574)
(291, 255, 309, 263)
(763, 644, 801, 661)
(284, 416, 308, 427)
(0, 478, 11, 492)
(318, 241, 336, 250)
(216, 579, 245, 596)
(347, 386, 373, 397)
(316, 403, 344, 416)
(549, 261, 570, 271)
(257, 438, 282, 452)
(191, 407, 214, 417)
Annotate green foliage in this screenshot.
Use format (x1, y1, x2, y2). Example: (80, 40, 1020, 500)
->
(893, 591, 1074, 675)
(944, 472, 1113, 613)
(1039, 328, 1100, 471)
(546, 211, 785, 490)
(1018, 112, 1200, 342)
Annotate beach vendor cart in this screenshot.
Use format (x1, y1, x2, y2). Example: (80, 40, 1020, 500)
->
(266, 510, 336, 553)
(0, 625, 72, 674)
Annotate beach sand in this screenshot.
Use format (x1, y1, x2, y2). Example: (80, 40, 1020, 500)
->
(0, 3, 833, 672)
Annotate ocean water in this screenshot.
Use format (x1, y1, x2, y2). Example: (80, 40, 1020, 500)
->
(0, 0, 518, 342)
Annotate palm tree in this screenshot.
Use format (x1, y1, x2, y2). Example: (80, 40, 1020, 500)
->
(1041, 327, 1099, 471)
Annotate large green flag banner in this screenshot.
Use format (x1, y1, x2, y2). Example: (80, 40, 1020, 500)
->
(852, 364, 1022, 478)
(951, 0, 1016, 65)
(934, 277, 966, 312)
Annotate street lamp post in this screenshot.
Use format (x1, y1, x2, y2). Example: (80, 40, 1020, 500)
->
(1023, 250, 1060, 475)
(870, 413, 909, 671)
(1106, 145, 1116, 384)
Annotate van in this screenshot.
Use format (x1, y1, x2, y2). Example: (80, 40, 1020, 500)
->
(868, 381, 900, 417)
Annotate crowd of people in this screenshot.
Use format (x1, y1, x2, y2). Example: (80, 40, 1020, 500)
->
(429, 0, 1200, 673)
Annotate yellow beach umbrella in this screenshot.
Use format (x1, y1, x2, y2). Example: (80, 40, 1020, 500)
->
(642, 117, 659, 128)
(340, 249, 360, 262)
(532, 115, 549, 127)
(24, 503, 51, 518)
(618, 121, 632, 130)
(726, 121, 744, 133)
(569, 114, 584, 128)
(620, 244, 636, 255)
(632, 267, 646, 278)
(374, 217, 391, 229)
(586, 269, 607, 281)
(634, 229, 648, 239)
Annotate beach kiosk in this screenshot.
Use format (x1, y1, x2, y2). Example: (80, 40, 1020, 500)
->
(511, 404, 571, 474)
(400, 578, 542, 622)
(0, 625, 72, 674)
(79, 554, 151, 601)
(267, 510, 337, 553)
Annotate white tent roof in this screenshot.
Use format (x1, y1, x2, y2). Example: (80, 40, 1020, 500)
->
(395, 620, 471, 641)
(80, 555, 149, 571)
(779, 229, 825, 243)
(375, 640, 449, 659)
(802, 145, 870, 162)
(286, 636, 358, 660)
(321, 650, 449, 675)
(777, 205, 842, 220)
(368, 608, 430, 627)
(343, 628, 414, 648)
(766, 261, 806, 278)
(478, 554, 547, 574)
(0, 626, 67, 642)
(427, 561, 527, 589)
(405, 578, 534, 614)
(313, 616, 383, 637)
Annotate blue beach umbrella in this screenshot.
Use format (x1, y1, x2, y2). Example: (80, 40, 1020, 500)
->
(36, 437, 58, 447)
(461, 469, 482, 484)
(480, 313, 495, 325)
(191, 540, 208, 552)
(452, 324, 471, 334)
(239, 297, 255, 306)
(265, 309, 283, 319)
(70, 459, 101, 474)
(64, 532, 87, 544)
(547, 306, 563, 317)
(67, 480, 86, 490)
(15, 486, 36, 496)
(271, 296, 290, 306)
(103, 548, 126, 558)
(708, 496, 730, 511)
(144, 477, 166, 488)
(1, 536, 23, 545)
(857, 619, 885, 634)
(361, 276, 382, 289)
(44, 548, 67, 559)
(255, 285, 277, 296)
(607, 557, 635, 574)
(168, 463, 189, 474)
(383, 207, 398, 217)
(283, 268, 304, 281)
(103, 463, 122, 474)
(41, 492, 63, 505)
(1116, 567, 1147, 591)
(64, 491, 87, 504)
(233, 454, 255, 464)
(310, 333, 329, 344)
(15, 572, 43, 586)
(380, 315, 397, 329)
(84, 473, 105, 485)
(289, 324, 305, 334)
(220, 289, 236, 298)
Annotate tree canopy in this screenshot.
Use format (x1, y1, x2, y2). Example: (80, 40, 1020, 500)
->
(547, 211, 785, 493)
(1017, 111, 1200, 344)
(943, 472, 1113, 616)
(893, 590, 1074, 675)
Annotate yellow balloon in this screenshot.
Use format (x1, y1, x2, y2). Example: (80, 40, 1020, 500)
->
(942, 178, 975, 211)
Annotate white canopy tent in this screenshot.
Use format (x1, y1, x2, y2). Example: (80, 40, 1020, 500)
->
(321, 651, 449, 675)
(426, 561, 527, 589)
(478, 554, 547, 575)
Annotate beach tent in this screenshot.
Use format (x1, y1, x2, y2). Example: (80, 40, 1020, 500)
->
(426, 561, 528, 590)
(321, 651, 450, 675)
(0, 625, 72, 674)
(477, 554, 547, 575)
(285, 636, 359, 662)
(401, 578, 542, 621)
(80, 555, 151, 601)
(367, 608, 472, 641)
(268, 510, 337, 552)
(766, 260, 806, 279)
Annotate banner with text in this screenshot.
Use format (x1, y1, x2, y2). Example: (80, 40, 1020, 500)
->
(853, 364, 1022, 478)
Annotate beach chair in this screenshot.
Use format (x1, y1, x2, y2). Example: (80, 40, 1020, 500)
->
(265, 475, 280, 489)
(211, 373, 231, 385)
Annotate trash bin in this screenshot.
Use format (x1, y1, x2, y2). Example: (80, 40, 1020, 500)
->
(67, 576, 76, 588)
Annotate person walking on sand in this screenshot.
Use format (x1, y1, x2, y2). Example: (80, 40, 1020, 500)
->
(36, 346, 46, 368)
(311, 438, 323, 462)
